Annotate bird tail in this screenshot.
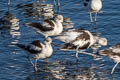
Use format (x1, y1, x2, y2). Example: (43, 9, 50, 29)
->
(16, 44, 26, 50)
(25, 22, 41, 28)
(99, 49, 109, 56)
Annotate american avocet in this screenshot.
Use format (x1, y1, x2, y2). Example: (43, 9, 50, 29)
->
(17, 37, 53, 72)
(60, 36, 107, 51)
(83, 0, 102, 26)
(56, 28, 107, 62)
(26, 15, 63, 38)
(56, 29, 96, 62)
(99, 43, 120, 74)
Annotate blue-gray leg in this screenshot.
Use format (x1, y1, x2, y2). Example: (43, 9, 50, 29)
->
(76, 46, 79, 63)
(27, 56, 34, 67)
(89, 12, 93, 31)
(34, 59, 38, 72)
(54, 0, 57, 7)
(111, 62, 120, 74)
(57, 0, 60, 13)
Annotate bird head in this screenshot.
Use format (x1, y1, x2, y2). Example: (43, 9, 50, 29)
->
(44, 37, 52, 44)
(55, 15, 63, 23)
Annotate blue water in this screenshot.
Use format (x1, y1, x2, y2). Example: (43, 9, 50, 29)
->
(0, 0, 120, 80)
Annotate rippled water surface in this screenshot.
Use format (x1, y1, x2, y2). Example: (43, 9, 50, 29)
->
(0, 0, 120, 80)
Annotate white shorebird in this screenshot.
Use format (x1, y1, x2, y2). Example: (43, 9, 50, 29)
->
(26, 15, 63, 38)
(55, 28, 107, 62)
(99, 43, 120, 74)
(17, 37, 53, 72)
(83, 0, 102, 26)
(60, 36, 107, 51)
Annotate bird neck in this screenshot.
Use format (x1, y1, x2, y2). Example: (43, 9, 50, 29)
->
(55, 21, 63, 34)
(85, 30, 96, 47)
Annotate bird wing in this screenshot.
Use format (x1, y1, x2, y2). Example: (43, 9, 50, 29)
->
(99, 45, 120, 57)
(60, 43, 90, 51)
(71, 31, 90, 49)
(55, 29, 82, 43)
(99, 49, 112, 56)
(25, 20, 54, 31)
(17, 40, 43, 54)
(60, 43, 78, 51)
(111, 43, 120, 54)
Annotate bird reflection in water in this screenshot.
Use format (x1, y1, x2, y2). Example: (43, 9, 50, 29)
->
(90, 32, 107, 54)
(0, 0, 20, 37)
(25, 61, 62, 80)
(25, 60, 108, 80)
(63, 17, 74, 30)
(0, 0, 21, 52)
(0, 12, 20, 38)
(16, 0, 54, 19)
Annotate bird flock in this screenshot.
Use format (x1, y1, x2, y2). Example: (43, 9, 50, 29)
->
(1, 0, 120, 75)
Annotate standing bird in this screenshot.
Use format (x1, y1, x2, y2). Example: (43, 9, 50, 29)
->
(83, 0, 102, 30)
(99, 43, 120, 74)
(55, 28, 107, 63)
(17, 37, 53, 72)
(25, 15, 63, 38)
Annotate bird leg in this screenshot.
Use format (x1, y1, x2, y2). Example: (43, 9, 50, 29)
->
(57, 0, 60, 14)
(94, 12, 98, 32)
(34, 59, 38, 72)
(89, 12, 94, 23)
(27, 56, 38, 72)
(27, 56, 35, 67)
(94, 12, 97, 23)
(111, 62, 120, 74)
(89, 12, 93, 31)
(53, 0, 57, 8)
(8, 0, 10, 11)
(76, 46, 79, 63)
(79, 51, 99, 59)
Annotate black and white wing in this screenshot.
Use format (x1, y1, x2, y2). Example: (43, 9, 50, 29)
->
(71, 30, 91, 49)
(17, 40, 43, 54)
(99, 43, 120, 56)
(55, 29, 84, 43)
(25, 19, 55, 32)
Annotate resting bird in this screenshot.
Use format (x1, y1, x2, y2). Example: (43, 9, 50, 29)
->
(25, 15, 63, 38)
(17, 37, 53, 72)
(55, 28, 107, 62)
(99, 43, 120, 74)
